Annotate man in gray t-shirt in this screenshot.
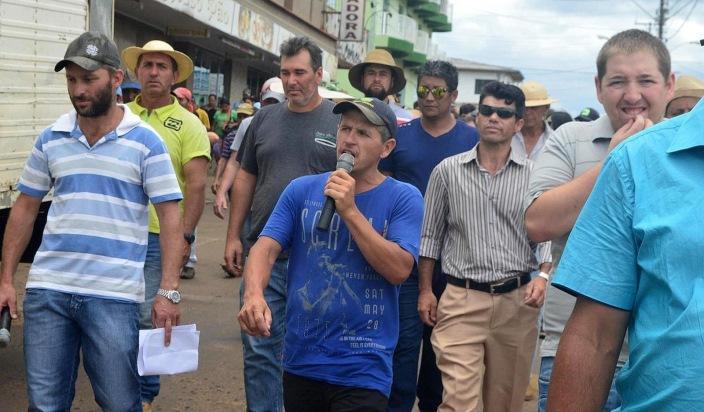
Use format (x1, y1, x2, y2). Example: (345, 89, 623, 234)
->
(524, 29, 674, 412)
(223, 36, 339, 412)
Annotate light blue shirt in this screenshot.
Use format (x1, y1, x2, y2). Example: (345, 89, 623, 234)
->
(553, 99, 704, 410)
(18, 106, 182, 302)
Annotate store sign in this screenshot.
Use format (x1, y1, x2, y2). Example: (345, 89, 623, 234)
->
(340, 0, 364, 42)
(157, 0, 234, 34)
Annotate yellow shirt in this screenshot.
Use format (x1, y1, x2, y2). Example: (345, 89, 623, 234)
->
(127, 96, 211, 233)
(195, 107, 211, 130)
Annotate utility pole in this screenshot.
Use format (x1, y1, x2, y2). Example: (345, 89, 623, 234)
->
(656, 0, 668, 40)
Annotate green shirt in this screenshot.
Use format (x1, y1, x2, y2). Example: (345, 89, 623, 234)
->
(213, 109, 237, 137)
(127, 96, 211, 233)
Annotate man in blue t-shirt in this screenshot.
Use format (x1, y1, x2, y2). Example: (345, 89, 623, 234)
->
(238, 97, 423, 412)
(379, 59, 478, 412)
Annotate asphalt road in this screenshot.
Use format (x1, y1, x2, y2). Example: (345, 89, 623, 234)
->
(0, 196, 538, 411)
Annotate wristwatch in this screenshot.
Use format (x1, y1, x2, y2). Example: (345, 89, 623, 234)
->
(157, 288, 181, 304)
(184, 232, 196, 245)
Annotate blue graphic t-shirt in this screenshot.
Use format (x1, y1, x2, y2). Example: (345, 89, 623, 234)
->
(379, 118, 478, 195)
(260, 172, 424, 396)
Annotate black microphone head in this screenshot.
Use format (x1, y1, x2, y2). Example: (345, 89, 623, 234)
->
(337, 152, 355, 173)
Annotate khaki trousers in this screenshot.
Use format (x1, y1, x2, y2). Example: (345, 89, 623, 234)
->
(431, 282, 539, 412)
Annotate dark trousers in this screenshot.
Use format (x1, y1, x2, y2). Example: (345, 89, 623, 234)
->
(416, 265, 447, 412)
(283, 372, 388, 412)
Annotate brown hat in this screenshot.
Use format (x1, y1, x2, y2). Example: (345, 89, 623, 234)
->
(122, 40, 194, 83)
(521, 81, 557, 107)
(349, 49, 406, 96)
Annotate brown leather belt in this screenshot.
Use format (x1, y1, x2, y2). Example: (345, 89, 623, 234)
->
(445, 273, 532, 294)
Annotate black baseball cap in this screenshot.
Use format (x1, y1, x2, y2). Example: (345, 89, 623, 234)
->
(54, 31, 121, 72)
(575, 107, 600, 122)
(333, 97, 398, 139)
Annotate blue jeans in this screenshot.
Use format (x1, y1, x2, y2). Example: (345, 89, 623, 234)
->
(240, 259, 288, 412)
(538, 356, 622, 412)
(387, 273, 424, 411)
(139, 232, 162, 403)
(23, 288, 141, 412)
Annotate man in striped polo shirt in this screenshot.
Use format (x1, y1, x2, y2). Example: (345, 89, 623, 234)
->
(420, 81, 550, 412)
(0, 32, 184, 411)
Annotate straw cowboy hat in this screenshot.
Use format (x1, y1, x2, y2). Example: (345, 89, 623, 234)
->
(670, 75, 704, 101)
(521, 81, 557, 107)
(349, 49, 407, 96)
(122, 40, 194, 83)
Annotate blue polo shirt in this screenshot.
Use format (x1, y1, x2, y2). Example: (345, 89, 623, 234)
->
(553, 99, 704, 410)
(18, 106, 182, 303)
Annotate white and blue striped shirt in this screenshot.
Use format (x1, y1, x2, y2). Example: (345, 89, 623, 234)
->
(17, 106, 182, 302)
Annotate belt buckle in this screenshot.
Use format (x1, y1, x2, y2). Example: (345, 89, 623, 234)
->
(489, 278, 510, 294)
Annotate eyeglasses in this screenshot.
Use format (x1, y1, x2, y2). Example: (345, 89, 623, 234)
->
(417, 85, 449, 99)
(478, 104, 517, 119)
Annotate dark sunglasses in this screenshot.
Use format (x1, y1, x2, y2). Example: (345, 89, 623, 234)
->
(478, 104, 517, 119)
(417, 85, 448, 99)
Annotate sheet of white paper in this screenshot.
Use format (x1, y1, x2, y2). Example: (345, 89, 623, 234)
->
(138, 324, 199, 376)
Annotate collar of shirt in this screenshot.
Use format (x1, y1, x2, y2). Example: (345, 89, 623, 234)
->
(667, 98, 704, 154)
(513, 120, 553, 159)
(129, 95, 180, 122)
(51, 104, 142, 142)
(458, 144, 528, 168)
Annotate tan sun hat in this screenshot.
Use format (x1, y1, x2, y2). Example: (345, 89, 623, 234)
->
(349, 49, 406, 95)
(671, 75, 704, 101)
(122, 40, 194, 83)
(521, 81, 557, 107)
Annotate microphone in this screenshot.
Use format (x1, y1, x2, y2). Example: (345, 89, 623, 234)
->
(317, 152, 355, 231)
(0, 307, 11, 348)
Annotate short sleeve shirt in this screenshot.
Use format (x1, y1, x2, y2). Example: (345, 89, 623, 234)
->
(18, 106, 182, 302)
(127, 96, 211, 233)
(261, 173, 424, 396)
(552, 101, 704, 410)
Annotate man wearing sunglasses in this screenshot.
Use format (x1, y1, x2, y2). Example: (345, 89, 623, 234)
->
(420, 81, 547, 412)
(379, 60, 478, 411)
(524, 29, 675, 412)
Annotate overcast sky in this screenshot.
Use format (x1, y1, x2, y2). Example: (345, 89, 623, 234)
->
(435, 0, 704, 117)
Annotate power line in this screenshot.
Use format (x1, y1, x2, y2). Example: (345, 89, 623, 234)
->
(667, 0, 698, 40)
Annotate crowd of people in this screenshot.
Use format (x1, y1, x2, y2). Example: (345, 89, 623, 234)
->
(1, 25, 704, 412)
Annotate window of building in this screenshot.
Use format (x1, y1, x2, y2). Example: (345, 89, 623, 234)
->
(475, 79, 494, 94)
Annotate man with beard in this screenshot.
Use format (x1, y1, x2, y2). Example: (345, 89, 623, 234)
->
(223, 36, 339, 412)
(0, 32, 184, 411)
(349, 48, 412, 124)
(379, 60, 479, 411)
(123, 40, 211, 410)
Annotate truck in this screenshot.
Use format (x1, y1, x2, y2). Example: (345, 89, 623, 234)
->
(0, 0, 112, 261)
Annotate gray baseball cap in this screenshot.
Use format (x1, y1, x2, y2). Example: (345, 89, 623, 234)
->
(54, 31, 121, 72)
(333, 97, 398, 139)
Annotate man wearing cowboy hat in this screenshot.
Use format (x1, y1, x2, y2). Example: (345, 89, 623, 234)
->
(512, 81, 557, 161)
(665, 75, 704, 118)
(0, 31, 184, 411)
(349, 48, 412, 123)
(122, 39, 211, 410)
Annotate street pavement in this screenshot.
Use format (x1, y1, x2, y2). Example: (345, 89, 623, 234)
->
(0, 195, 538, 411)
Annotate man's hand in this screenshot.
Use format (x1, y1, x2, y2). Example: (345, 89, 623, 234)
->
(238, 293, 271, 336)
(608, 115, 654, 152)
(152, 295, 181, 346)
(224, 237, 245, 277)
(0, 282, 18, 319)
(213, 192, 228, 219)
(211, 179, 220, 195)
(323, 170, 357, 217)
(524, 277, 547, 308)
(418, 289, 438, 326)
